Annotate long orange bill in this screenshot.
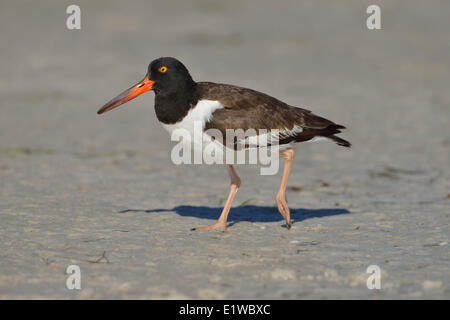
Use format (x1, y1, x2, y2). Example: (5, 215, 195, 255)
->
(97, 76, 155, 115)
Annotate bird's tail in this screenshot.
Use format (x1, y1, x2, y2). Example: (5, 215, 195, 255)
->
(321, 124, 351, 148)
(327, 135, 351, 147)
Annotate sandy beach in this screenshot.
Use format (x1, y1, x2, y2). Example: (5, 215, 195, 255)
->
(0, 0, 449, 299)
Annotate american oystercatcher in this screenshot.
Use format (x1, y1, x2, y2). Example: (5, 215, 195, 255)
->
(97, 57, 350, 231)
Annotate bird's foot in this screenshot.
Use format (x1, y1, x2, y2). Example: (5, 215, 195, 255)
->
(191, 221, 227, 232)
(276, 193, 292, 229)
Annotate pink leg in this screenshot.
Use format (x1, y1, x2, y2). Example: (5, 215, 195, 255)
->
(192, 165, 241, 232)
(276, 148, 295, 229)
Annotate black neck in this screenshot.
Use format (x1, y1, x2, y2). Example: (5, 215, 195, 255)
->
(154, 81, 198, 124)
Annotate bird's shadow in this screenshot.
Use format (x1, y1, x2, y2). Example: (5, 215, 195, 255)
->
(120, 205, 351, 227)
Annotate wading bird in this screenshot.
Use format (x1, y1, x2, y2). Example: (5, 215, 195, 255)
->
(98, 57, 350, 231)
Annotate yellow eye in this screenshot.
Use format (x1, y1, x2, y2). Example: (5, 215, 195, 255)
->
(158, 66, 168, 73)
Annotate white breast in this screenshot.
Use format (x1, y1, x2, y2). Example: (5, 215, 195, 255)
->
(161, 99, 224, 146)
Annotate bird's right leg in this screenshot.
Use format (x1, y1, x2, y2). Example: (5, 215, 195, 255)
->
(191, 165, 241, 232)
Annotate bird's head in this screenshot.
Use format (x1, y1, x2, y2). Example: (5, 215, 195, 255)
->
(97, 57, 194, 115)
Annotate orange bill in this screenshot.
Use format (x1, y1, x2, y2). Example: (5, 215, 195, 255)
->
(97, 76, 155, 114)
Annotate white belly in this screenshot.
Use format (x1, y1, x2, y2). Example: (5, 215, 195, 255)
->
(161, 99, 224, 150)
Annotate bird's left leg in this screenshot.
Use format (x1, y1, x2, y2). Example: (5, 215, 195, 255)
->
(276, 148, 295, 229)
(192, 165, 241, 232)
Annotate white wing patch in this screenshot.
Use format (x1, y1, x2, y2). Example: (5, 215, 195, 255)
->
(242, 125, 304, 148)
(279, 125, 304, 139)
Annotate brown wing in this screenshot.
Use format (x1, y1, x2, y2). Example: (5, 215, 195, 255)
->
(198, 82, 350, 148)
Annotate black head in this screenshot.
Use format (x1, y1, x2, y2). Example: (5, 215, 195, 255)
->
(147, 57, 196, 95)
(97, 57, 196, 115)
